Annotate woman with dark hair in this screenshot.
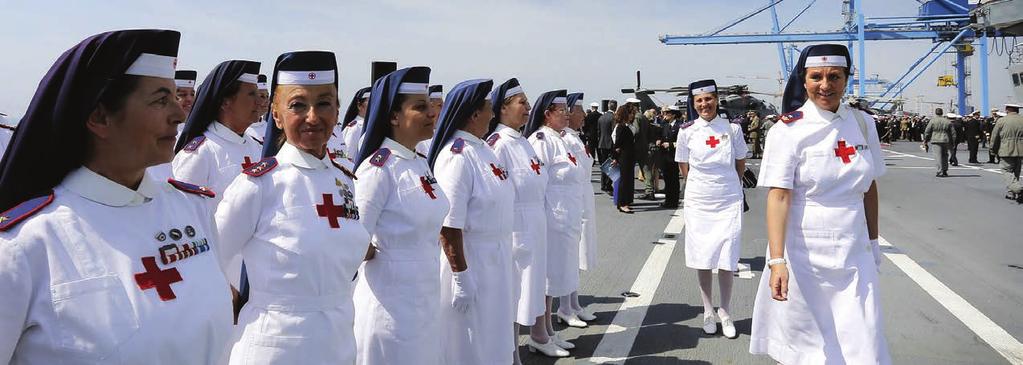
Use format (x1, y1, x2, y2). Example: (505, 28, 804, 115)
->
(611, 104, 637, 213)
(524, 90, 581, 351)
(428, 79, 516, 365)
(675, 79, 747, 339)
(0, 29, 233, 364)
(750, 44, 890, 364)
(215, 50, 370, 365)
(351, 67, 450, 365)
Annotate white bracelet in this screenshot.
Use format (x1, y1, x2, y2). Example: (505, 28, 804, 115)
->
(767, 258, 787, 267)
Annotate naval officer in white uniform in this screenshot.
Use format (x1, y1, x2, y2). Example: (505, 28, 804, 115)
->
(750, 44, 890, 365)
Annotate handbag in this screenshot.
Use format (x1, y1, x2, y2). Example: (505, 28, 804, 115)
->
(742, 167, 758, 189)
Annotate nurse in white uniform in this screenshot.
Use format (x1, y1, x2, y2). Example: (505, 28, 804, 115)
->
(487, 79, 567, 360)
(415, 84, 444, 156)
(341, 87, 375, 161)
(675, 79, 748, 339)
(428, 79, 516, 365)
(243, 74, 270, 144)
(524, 90, 582, 351)
(750, 44, 890, 365)
(330, 86, 370, 162)
(215, 51, 371, 365)
(0, 29, 233, 364)
(558, 92, 599, 328)
(174, 70, 197, 137)
(351, 66, 449, 365)
(172, 59, 264, 210)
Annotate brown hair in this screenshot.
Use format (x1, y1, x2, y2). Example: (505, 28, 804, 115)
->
(613, 104, 634, 125)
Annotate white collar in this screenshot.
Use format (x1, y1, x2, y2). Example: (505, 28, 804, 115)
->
(800, 100, 855, 124)
(697, 116, 719, 125)
(381, 138, 418, 160)
(564, 127, 580, 135)
(453, 130, 484, 145)
(276, 142, 331, 170)
(495, 123, 522, 138)
(210, 121, 248, 145)
(539, 125, 563, 139)
(63, 167, 160, 207)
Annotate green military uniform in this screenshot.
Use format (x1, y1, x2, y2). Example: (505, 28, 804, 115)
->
(924, 114, 957, 176)
(991, 112, 1023, 200)
(748, 114, 763, 159)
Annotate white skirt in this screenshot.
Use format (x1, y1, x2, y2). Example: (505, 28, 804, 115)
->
(578, 183, 598, 271)
(544, 186, 582, 297)
(749, 199, 891, 365)
(682, 193, 743, 271)
(512, 202, 548, 325)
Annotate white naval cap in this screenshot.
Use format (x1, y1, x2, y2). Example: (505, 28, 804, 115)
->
(625, 97, 641, 104)
(590, 102, 600, 107)
(1005, 103, 1021, 109)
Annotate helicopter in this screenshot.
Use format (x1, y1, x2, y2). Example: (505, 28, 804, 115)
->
(608, 71, 780, 119)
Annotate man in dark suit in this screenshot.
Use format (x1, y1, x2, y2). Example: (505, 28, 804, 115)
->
(583, 102, 601, 158)
(964, 111, 983, 164)
(950, 114, 964, 166)
(659, 106, 684, 208)
(597, 100, 617, 192)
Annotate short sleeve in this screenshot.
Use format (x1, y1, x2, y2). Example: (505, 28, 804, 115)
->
(355, 163, 393, 238)
(433, 151, 473, 229)
(343, 124, 363, 161)
(863, 112, 886, 179)
(731, 124, 749, 160)
(675, 128, 689, 163)
(758, 125, 798, 189)
(0, 239, 32, 362)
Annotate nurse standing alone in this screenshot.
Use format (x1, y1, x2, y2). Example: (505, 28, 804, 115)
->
(675, 79, 748, 339)
(428, 79, 517, 365)
(0, 29, 233, 364)
(214, 51, 372, 365)
(750, 44, 890, 365)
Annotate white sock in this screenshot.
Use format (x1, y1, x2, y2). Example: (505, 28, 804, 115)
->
(698, 270, 715, 316)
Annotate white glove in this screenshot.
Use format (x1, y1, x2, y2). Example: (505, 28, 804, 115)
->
(870, 239, 882, 271)
(511, 240, 533, 269)
(451, 269, 478, 313)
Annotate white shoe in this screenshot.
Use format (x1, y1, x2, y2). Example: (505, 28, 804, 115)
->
(556, 311, 588, 328)
(576, 306, 597, 321)
(702, 312, 717, 335)
(718, 309, 737, 339)
(526, 337, 569, 357)
(551, 332, 575, 350)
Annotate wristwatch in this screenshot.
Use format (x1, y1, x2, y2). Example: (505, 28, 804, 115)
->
(766, 258, 787, 267)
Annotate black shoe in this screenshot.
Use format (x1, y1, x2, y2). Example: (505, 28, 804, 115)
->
(950, 162, 959, 167)
(1006, 193, 1016, 200)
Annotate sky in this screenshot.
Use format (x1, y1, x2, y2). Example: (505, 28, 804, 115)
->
(0, 0, 1018, 120)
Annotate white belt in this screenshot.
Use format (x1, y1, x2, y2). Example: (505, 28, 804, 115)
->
(248, 290, 348, 311)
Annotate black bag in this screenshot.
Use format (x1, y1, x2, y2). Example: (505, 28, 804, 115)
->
(741, 167, 758, 189)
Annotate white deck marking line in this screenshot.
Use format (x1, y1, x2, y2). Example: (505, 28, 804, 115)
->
(589, 208, 683, 364)
(879, 236, 1023, 364)
(885, 149, 1003, 174)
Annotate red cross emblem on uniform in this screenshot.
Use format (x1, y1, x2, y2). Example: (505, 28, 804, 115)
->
(134, 256, 183, 301)
(834, 139, 856, 164)
(706, 135, 721, 148)
(530, 159, 542, 175)
(241, 156, 256, 170)
(490, 163, 508, 180)
(567, 153, 577, 165)
(420, 176, 437, 199)
(316, 193, 345, 228)
(308, 72, 316, 80)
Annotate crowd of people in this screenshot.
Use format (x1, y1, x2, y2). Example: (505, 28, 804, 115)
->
(4, 27, 1019, 365)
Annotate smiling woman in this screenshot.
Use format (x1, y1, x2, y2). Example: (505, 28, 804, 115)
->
(0, 29, 234, 364)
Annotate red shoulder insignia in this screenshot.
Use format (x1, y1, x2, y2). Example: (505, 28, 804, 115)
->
(679, 121, 695, 129)
(486, 133, 501, 147)
(182, 135, 206, 152)
(167, 179, 216, 198)
(369, 148, 391, 167)
(242, 157, 277, 177)
(450, 138, 465, 153)
(780, 111, 803, 124)
(0, 192, 55, 232)
(331, 160, 357, 180)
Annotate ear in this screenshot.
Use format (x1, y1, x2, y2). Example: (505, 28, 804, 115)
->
(390, 111, 400, 127)
(85, 105, 113, 140)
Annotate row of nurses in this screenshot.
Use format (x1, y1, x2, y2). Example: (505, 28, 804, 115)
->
(415, 85, 444, 156)
(0, 29, 235, 364)
(330, 86, 370, 162)
(243, 75, 270, 144)
(351, 66, 451, 365)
